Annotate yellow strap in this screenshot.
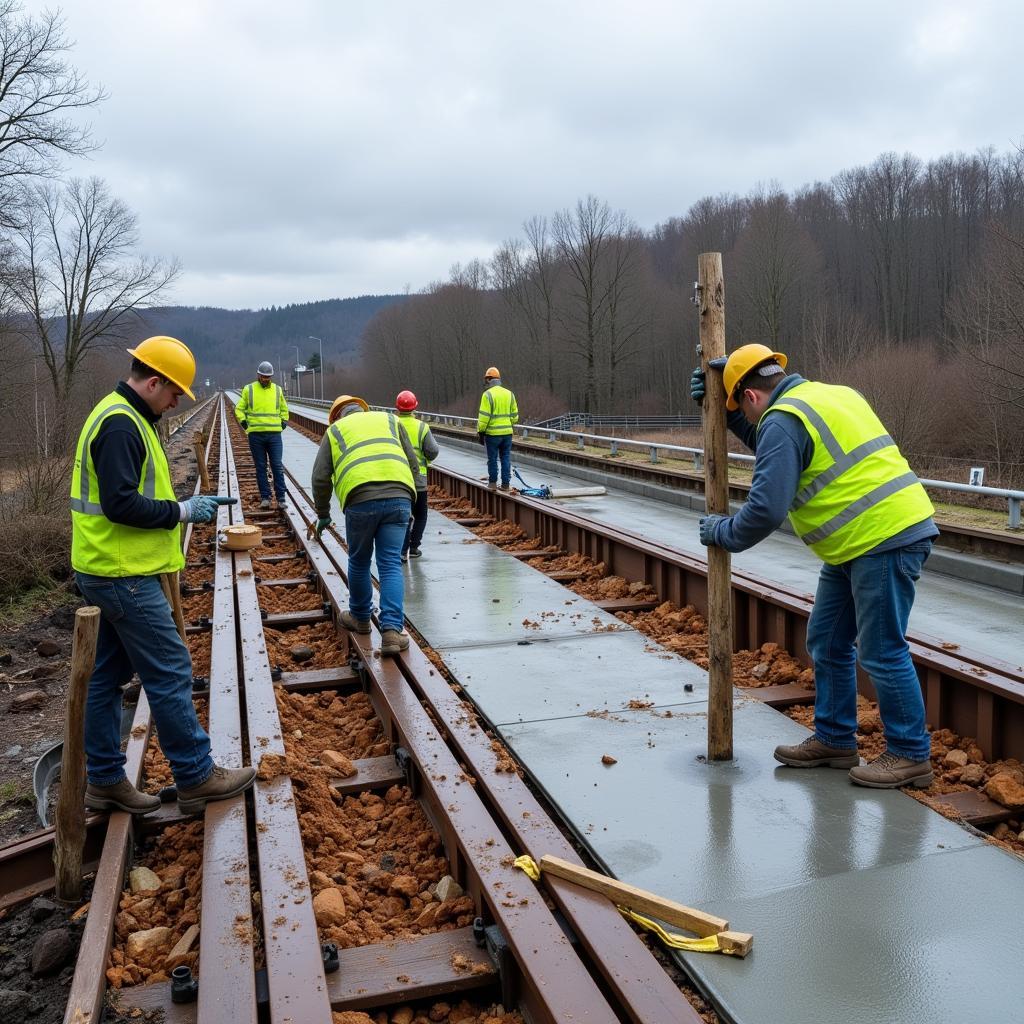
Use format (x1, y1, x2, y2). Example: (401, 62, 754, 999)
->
(512, 855, 734, 955)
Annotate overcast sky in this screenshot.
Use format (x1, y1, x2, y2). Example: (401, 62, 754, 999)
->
(34, 0, 1024, 310)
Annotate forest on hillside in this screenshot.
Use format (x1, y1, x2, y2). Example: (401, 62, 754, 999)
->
(359, 147, 1024, 486)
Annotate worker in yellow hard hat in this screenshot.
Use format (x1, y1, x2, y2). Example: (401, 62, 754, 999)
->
(71, 337, 256, 816)
(235, 360, 289, 510)
(477, 366, 518, 491)
(312, 394, 420, 656)
(690, 343, 937, 790)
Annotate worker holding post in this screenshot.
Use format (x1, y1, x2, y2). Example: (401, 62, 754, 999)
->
(691, 344, 938, 789)
(477, 366, 518, 491)
(395, 390, 440, 562)
(311, 395, 420, 655)
(71, 336, 256, 815)
(235, 360, 289, 509)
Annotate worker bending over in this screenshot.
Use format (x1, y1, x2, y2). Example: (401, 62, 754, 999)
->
(395, 389, 439, 562)
(477, 366, 518, 491)
(72, 336, 256, 815)
(235, 360, 289, 509)
(311, 395, 420, 656)
(692, 344, 937, 789)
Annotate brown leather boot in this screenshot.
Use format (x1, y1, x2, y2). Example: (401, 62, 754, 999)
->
(85, 779, 161, 815)
(340, 610, 371, 634)
(380, 629, 410, 656)
(177, 765, 256, 815)
(849, 752, 933, 789)
(773, 735, 860, 769)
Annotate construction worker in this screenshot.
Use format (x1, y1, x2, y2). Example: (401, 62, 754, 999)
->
(395, 390, 439, 562)
(477, 366, 518, 491)
(235, 360, 289, 509)
(311, 395, 420, 655)
(71, 336, 256, 815)
(691, 344, 938, 789)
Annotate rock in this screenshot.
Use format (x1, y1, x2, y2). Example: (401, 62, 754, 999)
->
(429, 1004, 451, 1022)
(992, 823, 1012, 840)
(31, 665, 57, 679)
(164, 924, 199, 967)
(10, 689, 46, 712)
(960, 764, 986, 786)
(35, 640, 60, 657)
(289, 644, 315, 663)
(126, 926, 172, 960)
(600, 754, 617, 766)
(389, 875, 420, 900)
(0, 990, 34, 1020)
(391, 1008, 415, 1024)
(414, 902, 440, 928)
(129, 866, 162, 894)
(985, 773, 1024, 809)
(30, 928, 74, 976)
(257, 752, 288, 780)
(434, 875, 463, 903)
(161, 864, 187, 890)
(378, 853, 396, 871)
(309, 870, 333, 891)
(29, 897, 58, 922)
(943, 749, 969, 768)
(2, 745, 22, 758)
(320, 749, 357, 778)
(750, 662, 770, 680)
(312, 887, 346, 927)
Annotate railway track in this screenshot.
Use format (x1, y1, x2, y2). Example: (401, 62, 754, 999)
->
(7, 396, 705, 1024)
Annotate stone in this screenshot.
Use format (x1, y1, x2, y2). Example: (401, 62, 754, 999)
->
(161, 864, 188, 890)
(992, 823, 1011, 840)
(10, 689, 46, 712)
(750, 662, 770, 680)
(309, 870, 333, 891)
(0, 990, 34, 1020)
(35, 640, 60, 657)
(388, 875, 420, 900)
(391, 1009, 414, 1024)
(985, 773, 1024, 809)
(30, 928, 74, 976)
(31, 665, 56, 679)
(943, 749, 969, 768)
(320, 749, 357, 778)
(29, 897, 58, 922)
(129, 866, 162, 894)
(601, 754, 617, 765)
(413, 903, 439, 928)
(289, 644, 315, 663)
(429, 1004, 451, 1023)
(2, 745, 22, 757)
(164, 924, 199, 967)
(312, 887, 346, 928)
(126, 926, 172, 960)
(434, 875, 463, 903)
(960, 764, 986, 786)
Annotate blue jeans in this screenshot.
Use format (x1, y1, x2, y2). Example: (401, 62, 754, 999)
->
(485, 434, 512, 486)
(248, 430, 285, 501)
(75, 572, 213, 788)
(344, 497, 411, 631)
(806, 540, 932, 761)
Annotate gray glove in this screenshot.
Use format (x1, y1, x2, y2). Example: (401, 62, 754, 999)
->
(179, 495, 236, 523)
(690, 357, 728, 404)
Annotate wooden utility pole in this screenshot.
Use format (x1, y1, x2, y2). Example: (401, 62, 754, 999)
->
(698, 253, 734, 761)
(54, 605, 101, 902)
(192, 430, 211, 491)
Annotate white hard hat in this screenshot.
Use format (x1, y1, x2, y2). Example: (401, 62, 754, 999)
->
(257, 361, 274, 375)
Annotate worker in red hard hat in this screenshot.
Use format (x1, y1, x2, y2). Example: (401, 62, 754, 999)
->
(395, 390, 439, 562)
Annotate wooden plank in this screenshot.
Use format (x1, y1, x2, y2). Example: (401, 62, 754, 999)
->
(741, 682, 815, 709)
(935, 790, 1015, 827)
(253, 552, 307, 564)
(262, 609, 330, 628)
(257, 576, 315, 587)
(593, 597, 660, 613)
(326, 927, 493, 1010)
(331, 756, 404, 795)
(277, 666, 361, 690)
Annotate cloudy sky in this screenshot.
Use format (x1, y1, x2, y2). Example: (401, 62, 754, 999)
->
(35, 0, 1024, 310)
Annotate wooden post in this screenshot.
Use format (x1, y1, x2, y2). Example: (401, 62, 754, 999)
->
(698, 252, 734, 761)
(54, 606, 101, 902)
(192, 430, 211, 491)
(160, 571, 187, 643)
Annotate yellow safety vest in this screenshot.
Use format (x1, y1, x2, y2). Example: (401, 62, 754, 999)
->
(477, 385, 518, 436)
(398, 414, 429, 476)
(327, 410, 415, 510)
(236, 381, 288, 432)
(762, 381, 934, 565)
(70, 391, 184, 577)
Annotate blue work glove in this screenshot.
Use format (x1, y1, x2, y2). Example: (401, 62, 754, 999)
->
(478, 431, 486, 446)
(699, 513, 728, 547)
(689, 357, 728, 404)
(315, 516, 332, 538)
(179, 495, 218, 523)
(240, 418, 248, 430)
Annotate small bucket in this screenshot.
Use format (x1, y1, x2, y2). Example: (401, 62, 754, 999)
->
(218, 524, 262, 551)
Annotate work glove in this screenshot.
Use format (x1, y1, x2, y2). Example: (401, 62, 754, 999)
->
(239, 418, 248, 430)
(478, 431, 486, 446)
(179, 495, 235, 523)
(314, 516, 332, 538)
(280, 421, 287, 430)
(689, 357, 728, 405)
(699, 513, 728, 547)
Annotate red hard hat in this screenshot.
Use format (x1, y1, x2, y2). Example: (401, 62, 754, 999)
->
(395, 390, 418, 411)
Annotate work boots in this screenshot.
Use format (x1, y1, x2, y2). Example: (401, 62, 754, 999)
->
(259, 499, 270, 510)
(773, 736, 860, 769)
(849, 752, 934, 789)
(177, 765, 257, 815)
(487, 481, 497, 491)
(340, 610, 371, 634)
(85, 779, 161, 815)
(409, 548, 422, 559)
(498, 484, 510, 493)
(380, 630, 410, 656)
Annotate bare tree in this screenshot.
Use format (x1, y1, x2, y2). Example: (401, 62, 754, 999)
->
(8, 176, 180, 446)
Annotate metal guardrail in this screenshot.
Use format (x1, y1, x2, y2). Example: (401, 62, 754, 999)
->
(288, 397, 1024, 529)
(533, 412, 700, 431)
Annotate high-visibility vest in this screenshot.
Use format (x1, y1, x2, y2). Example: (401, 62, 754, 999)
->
(70, 391, 184, 577)
(397, 414, 429, 476)
(236, 381, 288, 432)
(477, 385, 518, 435)
(327, 410, 415, 510)
(761, 381, 934, 565)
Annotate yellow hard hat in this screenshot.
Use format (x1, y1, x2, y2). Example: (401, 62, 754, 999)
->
(126, 336, 197, 400)
(328, 394, 369, 424)
(484, 366, 500, 379)
(723, 344, 787, 411)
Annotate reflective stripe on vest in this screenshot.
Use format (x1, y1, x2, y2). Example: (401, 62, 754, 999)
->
(478, 385, 517, 435)
(327, 410, 415, 509)
(242, 382, 285, 430)
(761, 381, 934, 565)
(70, 391, 183, 577)
(398, 415, 428, 475)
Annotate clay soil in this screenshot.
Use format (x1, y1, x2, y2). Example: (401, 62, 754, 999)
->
(259, 582, 324, 615)
(142, 698, 210, 793)
(251, 555, 309, 580)
(331, 1001, 523, 1024)
(264, 622, 349, 671)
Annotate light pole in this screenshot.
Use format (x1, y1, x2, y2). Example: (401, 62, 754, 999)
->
(308, 336, 324, 400)
(293, 345, 301, 399)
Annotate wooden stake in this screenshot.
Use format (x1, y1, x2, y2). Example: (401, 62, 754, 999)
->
(54, 606, 101, 902)
(698, 252, 734, 761)
(192, 430, 211, 491)
(160, 571, 187, 643)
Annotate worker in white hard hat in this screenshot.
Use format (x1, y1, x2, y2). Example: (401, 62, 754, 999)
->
(71, 337, 255, 816)
(235, 361, 289, 509)
(691, 344, 938, 790)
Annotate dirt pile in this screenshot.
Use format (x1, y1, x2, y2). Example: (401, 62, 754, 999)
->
(264, 622, 349, 671)
(259, 582, 324, 614)
(331, 1002, 524, 1024)
(277, 690, 389, 761)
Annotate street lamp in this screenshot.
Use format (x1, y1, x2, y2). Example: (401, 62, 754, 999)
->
(293, 345, 302, 399)
(308, 336, 324, 400)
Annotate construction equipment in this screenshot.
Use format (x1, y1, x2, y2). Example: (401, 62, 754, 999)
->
(512, 467, 606, 499)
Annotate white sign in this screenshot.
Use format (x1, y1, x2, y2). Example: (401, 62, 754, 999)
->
(969, 467, 985, 487)
(294, 364, 307, 373)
